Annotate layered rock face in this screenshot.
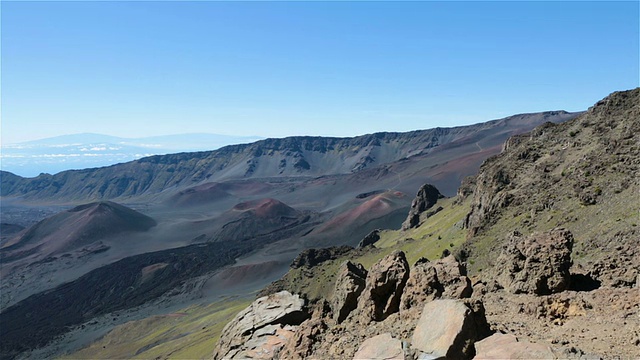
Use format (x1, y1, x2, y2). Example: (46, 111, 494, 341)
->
(212, 291, 309, 359)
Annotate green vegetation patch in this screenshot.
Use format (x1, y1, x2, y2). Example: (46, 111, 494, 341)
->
(270, 196, 470, 302)
(62, 297, 251, 360)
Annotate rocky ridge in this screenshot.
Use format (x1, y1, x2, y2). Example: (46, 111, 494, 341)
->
(213, 239, 574, 359)
(1, 111, 578, 202)
(211, 89, 640, 360)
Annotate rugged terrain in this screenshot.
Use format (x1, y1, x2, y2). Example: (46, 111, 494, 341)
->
(1, 110, 576, 203)
(4, 104, 624, 360)
(205, 88, 639, 359)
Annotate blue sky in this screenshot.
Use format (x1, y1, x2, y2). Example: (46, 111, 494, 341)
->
(2, 1, 639, 144)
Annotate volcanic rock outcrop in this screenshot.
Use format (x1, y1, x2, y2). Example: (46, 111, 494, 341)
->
(357, 250, 410, 322)
(411, 299, 491, 359)
(402, 184, 444, 230)
(331, 261, 367, 323)
(213, 291, 310, 359)
(358, 229, 381, 248)
(278, 302, 330, 359)
(491, 228, 574, 295)
(401, 255, 472, 312)
(290, 246, 353, 269)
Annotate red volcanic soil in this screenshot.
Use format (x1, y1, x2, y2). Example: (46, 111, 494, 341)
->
(1, 201, 156, 260)
(213, 198, 305, 243)
(317, 191, 405, 234)
(232, 198, 298, 219)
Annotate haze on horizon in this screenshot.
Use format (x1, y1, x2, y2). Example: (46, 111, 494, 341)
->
(2, 1, 639, 145)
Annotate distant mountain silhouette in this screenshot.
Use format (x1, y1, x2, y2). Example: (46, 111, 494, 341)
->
(1, 111, 578, 202)
(0, 133, 263, 177)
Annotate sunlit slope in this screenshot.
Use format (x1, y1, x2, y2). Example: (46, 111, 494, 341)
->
(260, 196, 470, 303)
(458, 88, 640, 277)
(61, 298, 251, 360)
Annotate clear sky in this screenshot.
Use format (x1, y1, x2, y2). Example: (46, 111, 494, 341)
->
(2, 1, 639, 144)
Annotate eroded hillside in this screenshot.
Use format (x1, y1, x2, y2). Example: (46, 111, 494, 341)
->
(4, 90, 637, 360)
(206, 88, 639, 359)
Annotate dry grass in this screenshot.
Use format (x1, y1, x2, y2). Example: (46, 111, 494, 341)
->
(61, 298, 251, 360)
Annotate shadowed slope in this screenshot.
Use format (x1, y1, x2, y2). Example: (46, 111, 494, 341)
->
(0, 241, 252, 360)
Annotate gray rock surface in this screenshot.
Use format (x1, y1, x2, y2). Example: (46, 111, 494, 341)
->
(213, 291, 309, 359)
(359, 229, 381, 248)
(290, 246, 353, 269)
(332, 261, 368, 323)
(411, 299, 490, 359)
(353, 333, 404, 360)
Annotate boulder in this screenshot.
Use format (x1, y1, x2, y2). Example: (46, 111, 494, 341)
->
(401, 256, 472, 311)
(353, 333, 404, 360)
(213, 291, 309, 359)
(243, 324, 297, 359)
(473, 333, 557, 359)
(402, 184, 444, 230)
(358, 229, 381, 248)
(411, 299, 491, 359)
(493, 228, 574, 295)
(279, 301, 330, 359)
(358, 251, 410, 322)
(432, 255, 473, 299)
(400, 260, 440, 311)
(332, 261, 368, 323)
